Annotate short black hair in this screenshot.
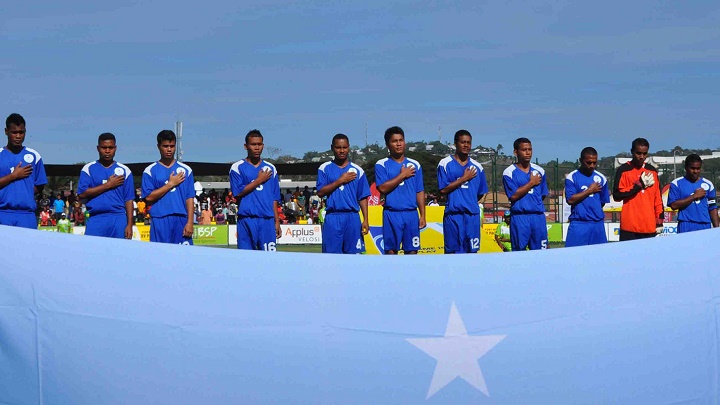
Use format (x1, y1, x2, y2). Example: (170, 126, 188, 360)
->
(454, 129, 471, 143)
(98, 132, 116, 144)
(384, 126, 404, 145)
(245, 129, 263, 144)
(332, 133, 349, 145)
(156, 130, 176, 144)
(5, 113, 25, 128)
(685, 153, 702, 167)
(631, 138, 649, 151)
(513, 137, 531, 151)
(580, 146, 598, 159)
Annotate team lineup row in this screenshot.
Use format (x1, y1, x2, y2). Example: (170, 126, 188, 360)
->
(2, 113, 717, 253)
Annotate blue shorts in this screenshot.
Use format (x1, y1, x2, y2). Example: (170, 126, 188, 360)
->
(86, 212, 128, 239)
(510, 213, 547, 251)
(237, 216, 276, 251)
(565, 221, 607, 247)
(383, 210, 420, 253)
(322, 212, 364, 254)
(443, 212, 480, 254)
(150, 215, 193, 245)
(0, 211, 38, 229)
(678, 221, 710, 233)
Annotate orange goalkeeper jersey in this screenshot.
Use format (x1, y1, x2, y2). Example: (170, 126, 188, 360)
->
(612, 162, 664, 234)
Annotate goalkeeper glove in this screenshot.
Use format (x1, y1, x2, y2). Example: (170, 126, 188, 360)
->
(640, 172, 655, 188)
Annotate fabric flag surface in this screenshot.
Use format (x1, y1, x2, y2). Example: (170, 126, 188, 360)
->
(0, 224, 718, 404)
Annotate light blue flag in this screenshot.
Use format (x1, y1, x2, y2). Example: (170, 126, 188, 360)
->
(0, 224, 718, 404)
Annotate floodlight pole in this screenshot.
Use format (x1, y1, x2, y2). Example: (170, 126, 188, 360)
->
(175, 121, 184, 162)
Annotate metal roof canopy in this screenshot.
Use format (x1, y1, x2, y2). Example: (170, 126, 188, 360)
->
(198, 180, 317, 192)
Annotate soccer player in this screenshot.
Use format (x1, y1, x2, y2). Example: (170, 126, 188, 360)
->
(564, 147, 610, 247)
(667, 154, 719, 233)
(0, 113, 47, 229)
(494, 210, 512, 252)
(437, 130, 488, 254)
(375, 126, 426, 254)
(229, 129, 282, 251)
(502, 137, 548, 251)
(612, 138, 663, 241)
(77, 133, 135, 239)
(316, 133, 370, 254)
(141, 130, 195, 244)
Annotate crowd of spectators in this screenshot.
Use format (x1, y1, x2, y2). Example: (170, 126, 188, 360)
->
(194, 188, 237, 225)
(35, 190, 87, 227)
(34, 186, 448, 229)
(281, 186, 324, 224)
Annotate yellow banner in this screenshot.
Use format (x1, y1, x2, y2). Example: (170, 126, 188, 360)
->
(133, 224, 151, 242)
(363, 206, 503, 254)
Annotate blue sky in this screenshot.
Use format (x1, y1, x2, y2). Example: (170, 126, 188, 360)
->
(3, 0, 719, 164)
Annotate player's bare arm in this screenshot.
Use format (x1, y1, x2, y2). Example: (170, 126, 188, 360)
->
(183, 198, 194, 238)
(317, 171, 356, 197)
(669, 187, 706, 211)
(273, 200, 282, 239)
(509, 172, 542, 203)
(494, 234, 505, 249)
(416, 191, 427, 229)
(377, 165, 415, 195)
(124, 199, 134, 239)
(566, 182, 601, 205)
(144, 171, 185, 203)
(711, 208, 720, 228)
(359, 197, 369, 235)
(439, 167, 477, 195)
(0, 162, 32, 189)
(237, 169, 272, 199)
(78, 174, 124, 200)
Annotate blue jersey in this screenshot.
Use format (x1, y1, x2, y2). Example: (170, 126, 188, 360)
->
(565, 169, 610, 222)
(316, 161, 371, 213)
(437, 156, 488, 215)
(375, 157, 424, 211)
(78, 161, 134, 215)
(141, 161, 195, 218)
(0, 146, 47, 212)
(668, 176, 717, 223)
(503, 163, 548, 214)
(229, 159, 280, 218)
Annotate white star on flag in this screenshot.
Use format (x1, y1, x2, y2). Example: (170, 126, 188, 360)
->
(407, 302, 506, 399)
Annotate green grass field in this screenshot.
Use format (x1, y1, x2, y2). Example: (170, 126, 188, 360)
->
(214, 242, 565, 253)
(277, 245, 323, 253)
(214, 244, 323, 253)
